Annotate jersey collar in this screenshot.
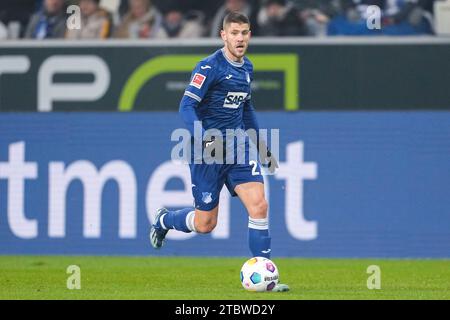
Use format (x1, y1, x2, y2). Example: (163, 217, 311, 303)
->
(221, 48, 244, 67)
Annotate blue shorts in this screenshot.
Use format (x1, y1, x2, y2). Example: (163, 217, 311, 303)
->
(189, 160, 264, 211)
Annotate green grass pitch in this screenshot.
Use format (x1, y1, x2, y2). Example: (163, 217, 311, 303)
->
(0, 256, 449, 300)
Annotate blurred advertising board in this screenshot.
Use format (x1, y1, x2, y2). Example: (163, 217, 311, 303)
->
(1, 112, 449, 257)
(0, 38, 449, 112)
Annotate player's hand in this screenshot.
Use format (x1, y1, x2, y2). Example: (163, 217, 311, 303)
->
(260, 148, 279, 174)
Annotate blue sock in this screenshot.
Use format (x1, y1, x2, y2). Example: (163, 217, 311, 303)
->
(159, 207, 196, 233)
(248, 217, 271, 258)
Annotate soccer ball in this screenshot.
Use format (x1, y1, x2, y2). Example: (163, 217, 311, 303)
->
(240, 257, 279, 292)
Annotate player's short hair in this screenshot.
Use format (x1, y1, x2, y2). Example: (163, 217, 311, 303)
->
(222, 12, 250, 30)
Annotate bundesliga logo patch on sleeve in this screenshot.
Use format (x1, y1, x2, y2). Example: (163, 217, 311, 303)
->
(190, 73, 206, 89)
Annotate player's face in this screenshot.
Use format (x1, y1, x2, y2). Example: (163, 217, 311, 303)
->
(221, 23, 251, 62)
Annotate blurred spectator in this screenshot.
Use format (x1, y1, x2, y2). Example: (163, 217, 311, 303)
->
(209, 0, 257, 37)
(66, 0, 111, 39)
(24, 0, 67, 39)
(159, 9, 204, 38)
(114, 0, 164, 38)
(327, 0, 433, 35)
(120, 0, 220, 22)
(0, 0, 37, 38)
(382, 0, 433, 34)
(257, 0, 307, 36)
(293, 0, 340, 36)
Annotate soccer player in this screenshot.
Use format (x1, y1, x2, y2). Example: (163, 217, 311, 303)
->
(150, 11, 289, 292)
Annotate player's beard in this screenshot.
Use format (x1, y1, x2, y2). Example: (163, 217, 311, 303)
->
(226, 41, 247, 61)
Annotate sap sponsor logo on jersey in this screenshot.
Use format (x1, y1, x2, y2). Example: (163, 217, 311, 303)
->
(190, 73, 206, 89)
(224, 92, 248, 109)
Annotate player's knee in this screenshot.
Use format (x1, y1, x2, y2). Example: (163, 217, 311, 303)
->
(195, 220, 217, 234)
(249, 199, 268, 219)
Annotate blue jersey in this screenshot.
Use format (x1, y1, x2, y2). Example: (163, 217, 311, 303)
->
(178, 48, 264, 210)
(182, 48, 254, 135)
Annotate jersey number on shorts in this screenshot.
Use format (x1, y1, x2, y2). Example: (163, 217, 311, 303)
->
(250, 160, 260, 176)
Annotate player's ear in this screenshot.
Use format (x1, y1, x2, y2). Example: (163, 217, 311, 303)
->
(220, 29, 226, 41)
